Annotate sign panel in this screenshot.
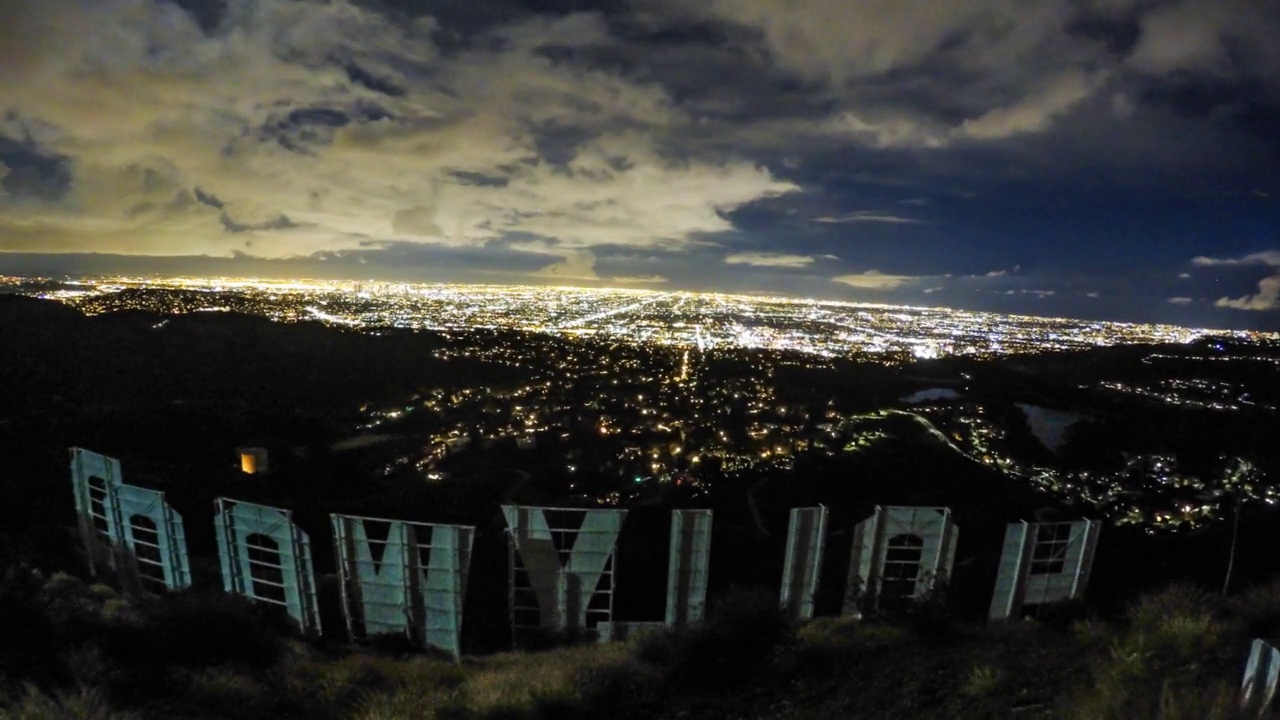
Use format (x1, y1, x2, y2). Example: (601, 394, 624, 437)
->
(780, 506, 828, 620)
(215, 498, 321, 634)
(666, 509, 713, 626)
(1242, 639, 1280, 715)
(331, 514, 475, 658)
(114, 484, 192, 592)
(69, 448, 191, 591)
(501, 505, 626, 636)
(844, 506, 958, 615)
(989, 519, 1100, 620)
(70, 447, 125, 564)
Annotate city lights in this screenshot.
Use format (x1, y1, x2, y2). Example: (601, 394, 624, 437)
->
(12, 275, 1251, 362)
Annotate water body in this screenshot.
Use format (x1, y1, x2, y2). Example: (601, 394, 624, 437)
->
(1017, 404, 1085, 453)
(901, 388, 963, 403)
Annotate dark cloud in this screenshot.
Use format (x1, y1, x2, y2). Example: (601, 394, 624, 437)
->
(448, 170, 509, 187)
(0, 135, 70, 201)
(193, 187, 225, 209)
(219, 212, 299, 234)
(162, 0, 227, 34)
(344, 62, 407, 97)
(286, 108, 352, 128)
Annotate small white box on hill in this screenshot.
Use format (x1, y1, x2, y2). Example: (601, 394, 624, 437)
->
(238, 447, 269, 475)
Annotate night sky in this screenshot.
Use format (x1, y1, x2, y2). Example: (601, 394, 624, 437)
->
(1, 0, 1278, 328)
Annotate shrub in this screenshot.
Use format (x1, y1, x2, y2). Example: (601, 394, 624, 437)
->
(1070, 676, 1242, 720)
(60, 644, 114, 688)
(1069, 583, 1238, 719)
(170, 666, 275, 719)
(639, 585, 795, 691)
(572, 654, 663, 709)
(1226, 578, 1280, 639)
(1126, 584, 1229, 660)
(101, 590, 286, 673)
(793, 616, 910, 673)
(910, 580, 957, 642)
(39, 573, 113, 647)
(1032, 598, 1089, 631)
(1127, 583, 1219, 636)
(0, 567, 59, 682)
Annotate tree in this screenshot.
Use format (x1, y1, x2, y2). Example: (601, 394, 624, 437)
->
(1218, 456, 1261, 595)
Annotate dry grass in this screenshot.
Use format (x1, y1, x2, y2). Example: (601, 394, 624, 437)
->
(797, 616, 908, 649)
(0, 684, 139, 720)
(348, 643, 642, 719)
(960, 663, 1004, 699)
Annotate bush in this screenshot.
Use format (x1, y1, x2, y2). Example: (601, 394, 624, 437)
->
(101, 590, 287, 673)
(1126, 584, 1229, 660)
(0, 567, 59, 682)
(1069, 583, 1238, 719)
(40, 573, 116, 648)
(169, 666, 275, 719)
(1126, 583, 1219, 636)
(1226, 578, 1280, 639)
(637, 585, 795, 690)
(1031, 598, 1089, 631)
(573, 654, 663, 709)
(910, 580, 957, 642)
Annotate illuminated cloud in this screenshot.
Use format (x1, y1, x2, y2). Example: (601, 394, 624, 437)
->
(1167, 297, 1194, 305)
(813, 212, 923, 225)
(724, 252, 819, 268)
(529, 251, 601, 283)
(831, 270, 920, 290)
(515, 244, 669, 286)
(1215, 277, 1280, 311)
(1190, 251, 1280, 311)
(685, 0, 1114, 149)
(611, 275, 670, 285)
(983, 266, 1024, 278)
(958, 72, 1102, 140)
(1128, 0, 1280, 78)
(0, 0, 796, 262)
(823, 72, 1100, 147)
(688, 0, 1055, 86)
(1192, 251, 1280, 267)
(822, 112, 948, 150)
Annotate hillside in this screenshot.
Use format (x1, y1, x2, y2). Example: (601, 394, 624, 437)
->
(2, 295, 1279, 717)
(0, 570, 1265, 719)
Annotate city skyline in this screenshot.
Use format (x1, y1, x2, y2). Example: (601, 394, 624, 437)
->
(20, 275, 1258, 360)
(1, 0, 1279, 329)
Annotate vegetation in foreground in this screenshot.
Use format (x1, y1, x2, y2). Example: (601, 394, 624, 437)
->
(0, 567, 1272, 719)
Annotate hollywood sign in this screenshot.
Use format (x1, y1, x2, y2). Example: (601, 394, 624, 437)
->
(69, 447, 1101, 655)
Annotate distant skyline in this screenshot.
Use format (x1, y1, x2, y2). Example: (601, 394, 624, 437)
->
(1, 0, 1278, 329)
